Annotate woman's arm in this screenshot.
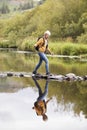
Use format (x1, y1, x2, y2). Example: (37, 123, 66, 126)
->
(46, 97, 52, 104)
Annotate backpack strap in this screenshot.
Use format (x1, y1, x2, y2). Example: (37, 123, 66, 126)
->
(37, 36, 45, 46)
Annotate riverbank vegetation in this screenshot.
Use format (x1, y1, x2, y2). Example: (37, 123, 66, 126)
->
(0, 0, 87, 55)
(0, 37, 87, 56)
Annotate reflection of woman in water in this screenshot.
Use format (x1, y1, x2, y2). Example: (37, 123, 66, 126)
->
(32, 77, 52, 121)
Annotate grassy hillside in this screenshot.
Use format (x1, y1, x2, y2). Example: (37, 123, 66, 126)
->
(0, 0, 87, 55)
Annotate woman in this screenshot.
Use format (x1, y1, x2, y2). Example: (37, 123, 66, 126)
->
(32, 76, 52, 121)
(33, 30, 52, 75)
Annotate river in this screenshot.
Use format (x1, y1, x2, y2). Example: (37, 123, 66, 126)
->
(0, 50, 87, 130)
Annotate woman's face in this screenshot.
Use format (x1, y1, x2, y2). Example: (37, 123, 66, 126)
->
(45, 34, 49, 39)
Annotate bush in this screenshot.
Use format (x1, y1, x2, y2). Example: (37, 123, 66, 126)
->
(49, 42, 87, 55)
(0, 39, 9, 48)
(77, 33, 87, 44)
(19, 37, 36, 51)
(61, 43, 87, 55)
(7, 32, 18, 48)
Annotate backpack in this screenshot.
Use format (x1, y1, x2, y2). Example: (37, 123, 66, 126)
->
(35, 37, 45, 51)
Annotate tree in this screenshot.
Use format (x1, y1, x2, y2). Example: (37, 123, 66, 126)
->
(77, 13, 87, 43)
(0, 3, 10, 14)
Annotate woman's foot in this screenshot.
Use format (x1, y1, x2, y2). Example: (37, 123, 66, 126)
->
(32, 71, 37, 74)
(46, 72, 52, 76)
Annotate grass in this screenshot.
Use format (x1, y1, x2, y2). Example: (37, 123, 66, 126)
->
(0, 37, 87, 56)
(49, 41, 87, 55)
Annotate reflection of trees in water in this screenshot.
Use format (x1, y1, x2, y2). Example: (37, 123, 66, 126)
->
(0, 76, 34, 93)
(48, 81, 87, 118)
(50, 60, 87, 75)
(0, 52, 35, 72)
(0, 52, 87, 75)
(0, 77, 25, 93)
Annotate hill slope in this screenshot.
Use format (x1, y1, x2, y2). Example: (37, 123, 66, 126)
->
(0, 0, 44, 13)
(0, 0, 87, 43)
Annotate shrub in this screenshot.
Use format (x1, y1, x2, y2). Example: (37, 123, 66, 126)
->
(50, 42, 87, 55)
(0, 39, 9, 48)
(19, 37, 36, 51)
(77, 33, 87, 44)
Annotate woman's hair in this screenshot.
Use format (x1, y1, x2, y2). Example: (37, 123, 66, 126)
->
(44, 30, 51, 36)
(42, 114, 48, 121)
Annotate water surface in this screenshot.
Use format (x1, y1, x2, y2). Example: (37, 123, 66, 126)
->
(0, 51, 87, 130)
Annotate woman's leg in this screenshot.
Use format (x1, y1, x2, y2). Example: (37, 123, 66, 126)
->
(32, 77, 42, 97)
(37, 80, 48, 101)
(33, 52, 49, 74)
(39, 53, 49, 74)
(33, 53, 43, 74)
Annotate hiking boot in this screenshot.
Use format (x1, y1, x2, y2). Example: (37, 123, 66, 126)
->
(32, 71, 37, 74)
(46, 72, 52, 76)
(32, 71, 40, 75)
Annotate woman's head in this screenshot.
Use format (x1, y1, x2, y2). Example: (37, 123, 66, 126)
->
(42, 113, 48, 121)
(44, 30, 51, 39)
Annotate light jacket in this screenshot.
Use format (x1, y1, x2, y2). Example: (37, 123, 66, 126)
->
(34, 100, 46, 116)
(34, 38, 51, 53)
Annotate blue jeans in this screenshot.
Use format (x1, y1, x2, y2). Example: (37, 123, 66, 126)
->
(32, 77, 48, 101)
(37, 80, 48, 101)
(33, 52, 49, 74)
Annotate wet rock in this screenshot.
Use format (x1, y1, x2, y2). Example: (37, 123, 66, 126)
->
(48, 75, 65, 81)
(65, 73, 77, 81)
(0, 73, 7, 77)
(13, 72, 20, 77)
(19, 73, 24, 77)
(7, 72, 13, 77)
(35, 74, 47, 79)
(83, 75, 87, 81)
(77, 76, 83, 81)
